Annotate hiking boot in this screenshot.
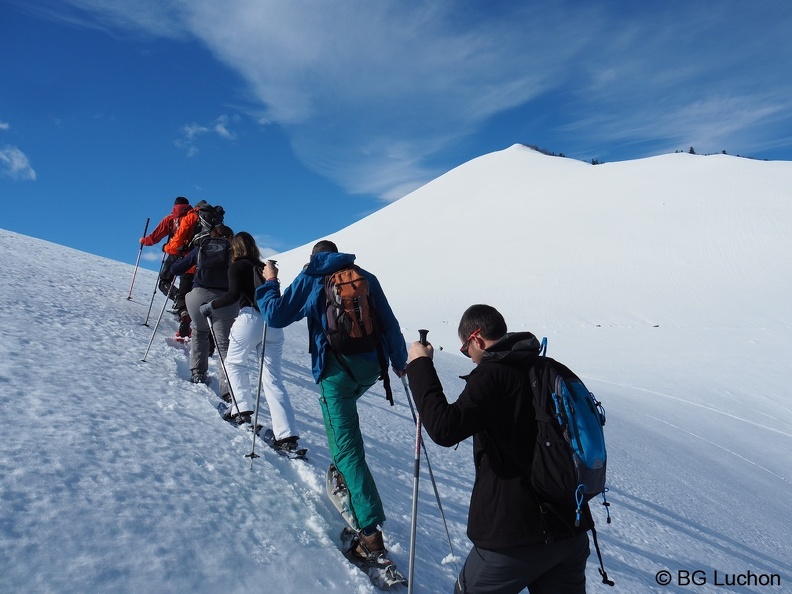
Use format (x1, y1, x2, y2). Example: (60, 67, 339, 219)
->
(178, 311, 192, 338)
(272, 436, 300, 453)
(190, 370, 207, 384)
(223, 410, 252, 425)
(220, 392, 232, 403)
(353, 528, 386, 561)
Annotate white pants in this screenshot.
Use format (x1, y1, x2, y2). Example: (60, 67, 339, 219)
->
(224, 307, 298, 439)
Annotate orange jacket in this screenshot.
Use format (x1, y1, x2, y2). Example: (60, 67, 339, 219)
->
(164, 209, 199, 256)
(141, 203, 191, 246)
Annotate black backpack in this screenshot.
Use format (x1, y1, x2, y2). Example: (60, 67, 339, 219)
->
(194, 237, 230, 289)
(189, 203, 225, 248)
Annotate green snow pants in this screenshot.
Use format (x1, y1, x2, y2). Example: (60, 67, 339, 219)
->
(319, 353, 385, 531)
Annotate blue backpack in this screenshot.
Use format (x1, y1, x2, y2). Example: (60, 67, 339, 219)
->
(528, 340, 614, 586)
(528, 350, 608, 525)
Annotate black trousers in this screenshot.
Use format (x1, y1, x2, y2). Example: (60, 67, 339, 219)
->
(158, 254, 179, 299)
(455, 533, 589, 594)
(158, 255, 193, 312)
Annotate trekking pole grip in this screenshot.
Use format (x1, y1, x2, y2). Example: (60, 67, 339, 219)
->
(418, 329, 429, 346)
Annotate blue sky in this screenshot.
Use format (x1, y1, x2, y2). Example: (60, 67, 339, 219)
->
(3, 1, 792, 269)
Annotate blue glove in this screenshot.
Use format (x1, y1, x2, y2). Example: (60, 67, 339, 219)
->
(199, 303, 214, 318)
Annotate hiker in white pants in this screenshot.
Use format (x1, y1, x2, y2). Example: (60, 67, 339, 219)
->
(225, 309, 298, 439)
(200, 231, 299, 445)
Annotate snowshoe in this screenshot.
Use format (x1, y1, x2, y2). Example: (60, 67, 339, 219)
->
(216, 402, 261, 433)
(261, 429, 307, 459)
(340, 527, 408, 589)
(326, 464, 357, 530)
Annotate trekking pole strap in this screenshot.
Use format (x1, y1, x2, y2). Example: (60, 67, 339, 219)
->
(590, 521, 615, 586)
(584, 498, 614, 586)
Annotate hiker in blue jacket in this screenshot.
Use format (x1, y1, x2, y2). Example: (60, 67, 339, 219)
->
(256, 240, 407, 562)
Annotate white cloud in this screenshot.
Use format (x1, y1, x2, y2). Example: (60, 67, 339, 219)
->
(0, 121, 9, 131)
(43, 1, 792, 195)
(141, 252, 163, 262)
(175, 114, 238, 156)
(0, 146, 37, 181)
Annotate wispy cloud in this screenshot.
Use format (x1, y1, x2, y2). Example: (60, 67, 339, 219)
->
(37, 1, 792, 194)
(252, 233, 287, 260)
(141, 252, 163, 263)
(0, 121, 9, 131)
(189, 1, 603, 198)
(0, 146, 37, 181)
(175, 114, 239, 156)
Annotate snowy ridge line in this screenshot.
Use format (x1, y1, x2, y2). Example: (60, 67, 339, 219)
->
(645, 415, 790, 484)
(590, 377, 792, 438)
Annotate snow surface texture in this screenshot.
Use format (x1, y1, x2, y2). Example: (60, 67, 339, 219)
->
(1, 145, 791, 593)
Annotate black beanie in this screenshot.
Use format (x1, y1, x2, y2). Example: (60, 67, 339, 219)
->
(174, 196, 189, 205)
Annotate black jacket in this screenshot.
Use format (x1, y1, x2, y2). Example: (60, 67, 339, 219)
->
(170, 238, 230, 290)
(406, 332, 588, 549)
(211, 257, 261, 310)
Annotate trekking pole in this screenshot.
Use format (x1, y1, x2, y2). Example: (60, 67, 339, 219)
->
(143, 252, 168, 326)
(408, 403, 421, 594)
(140, 276, 177, 362)
(127, 217, 150, 300)
(207, 316, 243, 420)
(406, 328, 429, 593)
(246, 321, 269, 466)
(400, 376, 457, 565)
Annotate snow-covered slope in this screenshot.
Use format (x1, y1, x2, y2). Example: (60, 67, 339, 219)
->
(1, 146, 791, 593)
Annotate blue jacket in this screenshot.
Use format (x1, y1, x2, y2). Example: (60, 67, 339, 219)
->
(255, 251, 407, 383)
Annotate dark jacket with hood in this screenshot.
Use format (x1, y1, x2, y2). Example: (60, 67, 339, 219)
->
(406, 332, 590, 550)
(170, 237, 230, 291)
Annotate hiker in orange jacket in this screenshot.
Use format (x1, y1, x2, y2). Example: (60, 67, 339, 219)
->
(165, 200, 225, 338)
(164, 200, 215, 257)
(163, 201, 205, 336)
(141, 197, 192, 300)
(141, 197, 192, 248)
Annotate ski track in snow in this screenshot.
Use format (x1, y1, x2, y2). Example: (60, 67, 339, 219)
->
(643, 415, 790, 484)
(592, 378, 792, 439)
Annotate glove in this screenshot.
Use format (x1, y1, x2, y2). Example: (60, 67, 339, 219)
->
(140, 236, 154, 246)
(199, 303, 214, 318)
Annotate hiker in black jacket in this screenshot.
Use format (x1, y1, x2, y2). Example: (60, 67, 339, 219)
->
(406, 304, 590, 594)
